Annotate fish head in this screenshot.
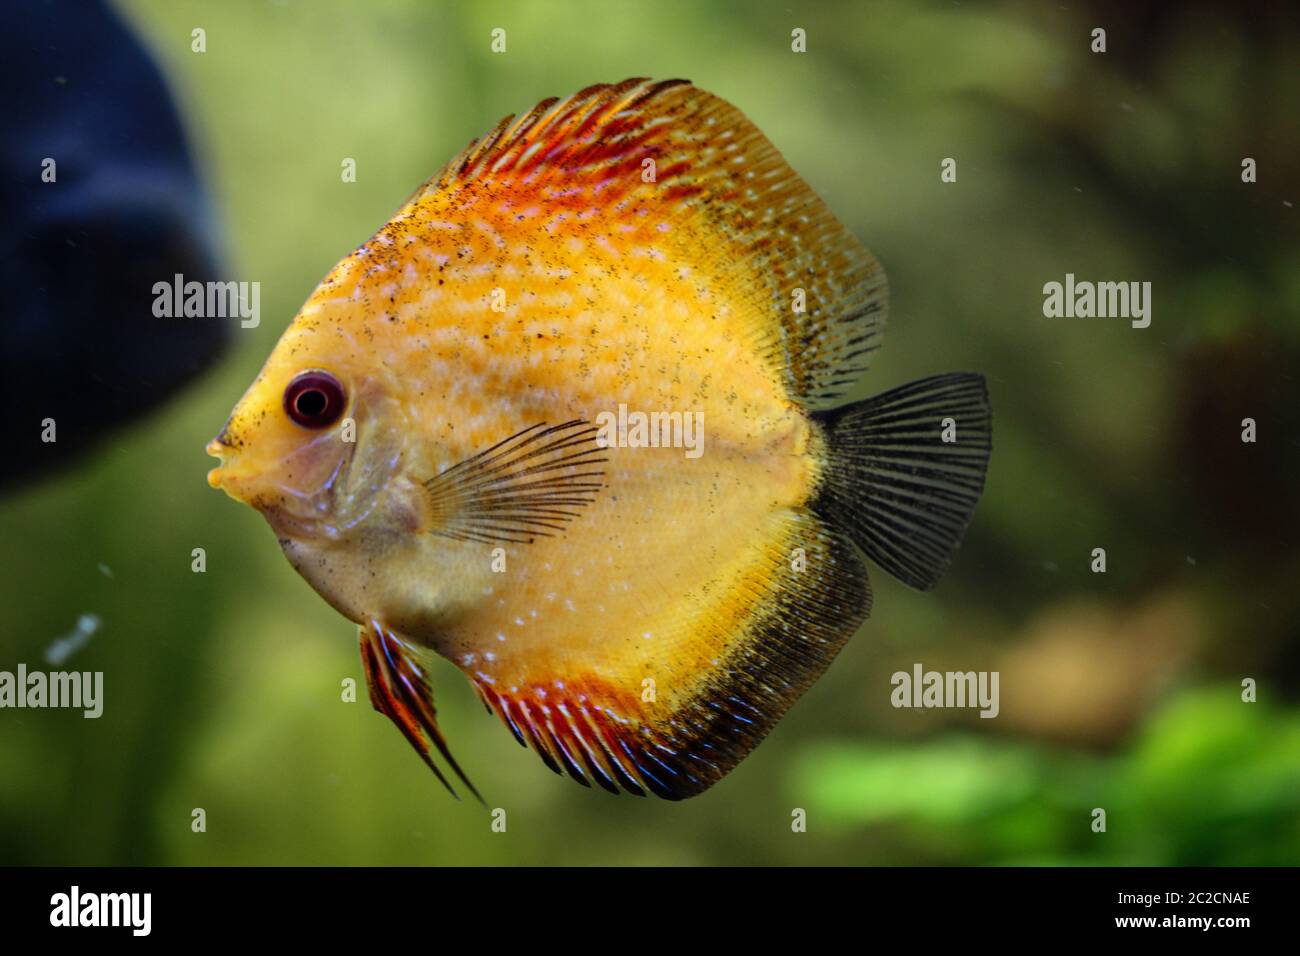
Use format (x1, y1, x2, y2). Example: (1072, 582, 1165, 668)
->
(205, 298, 413, 548)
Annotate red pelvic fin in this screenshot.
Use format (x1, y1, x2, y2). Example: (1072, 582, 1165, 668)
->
(359, 621, 483, 804)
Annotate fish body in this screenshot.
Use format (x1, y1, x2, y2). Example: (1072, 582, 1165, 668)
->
(207, 79, 991, 799)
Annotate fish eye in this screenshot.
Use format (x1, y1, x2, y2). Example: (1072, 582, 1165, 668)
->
(283, 371, 346, 429)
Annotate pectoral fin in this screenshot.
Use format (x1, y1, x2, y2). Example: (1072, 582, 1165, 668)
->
(423, 419, 606, 545)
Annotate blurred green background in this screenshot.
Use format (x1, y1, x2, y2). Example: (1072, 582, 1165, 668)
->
(2, 0, 1298, 865)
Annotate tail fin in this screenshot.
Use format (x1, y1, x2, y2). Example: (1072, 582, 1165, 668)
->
(812, 373, 991, 591)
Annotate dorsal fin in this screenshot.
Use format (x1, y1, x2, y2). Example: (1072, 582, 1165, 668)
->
(415, 78, 888, 408)
(432, 78, 692, 191)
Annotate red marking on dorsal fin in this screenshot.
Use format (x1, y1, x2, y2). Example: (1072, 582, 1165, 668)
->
(426, 78, 695, 201)
(410, 78, 888, 409)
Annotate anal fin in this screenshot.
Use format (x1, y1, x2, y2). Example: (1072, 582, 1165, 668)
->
(467, 509, 871, 799)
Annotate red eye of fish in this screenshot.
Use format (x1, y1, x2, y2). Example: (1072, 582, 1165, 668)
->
(283, 371, 346, 429)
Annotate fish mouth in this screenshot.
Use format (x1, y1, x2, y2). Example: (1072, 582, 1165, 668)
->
(206, 432, 251, 498)
(203, 432, 267, 507)
(205, 428, 367, 541)
(205, 436, 228, 490)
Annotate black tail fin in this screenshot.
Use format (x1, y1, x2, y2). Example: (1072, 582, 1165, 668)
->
(812, 372, 991, 591)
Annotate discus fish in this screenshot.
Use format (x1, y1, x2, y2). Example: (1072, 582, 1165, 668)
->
(206, 78, 991, 800)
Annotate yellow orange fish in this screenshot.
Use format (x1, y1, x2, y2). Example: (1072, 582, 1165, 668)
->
(206, 78, 991, 800)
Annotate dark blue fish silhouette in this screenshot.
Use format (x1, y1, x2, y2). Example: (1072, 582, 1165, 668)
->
(0, 0, 228, 490)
